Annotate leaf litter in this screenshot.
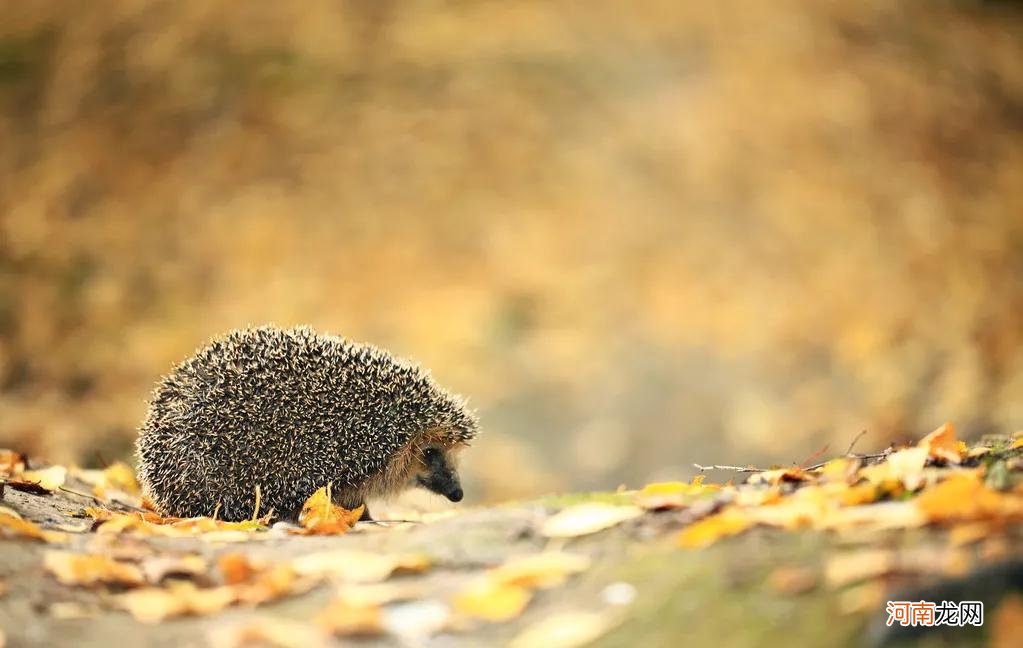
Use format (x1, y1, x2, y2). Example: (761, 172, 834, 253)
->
(1, 423, 1020, 645)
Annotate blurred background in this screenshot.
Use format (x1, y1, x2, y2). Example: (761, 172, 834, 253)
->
(1, 0, 1021, 504)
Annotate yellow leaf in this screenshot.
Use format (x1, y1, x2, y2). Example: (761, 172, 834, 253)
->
(13, 465, 67, 492)
(917, 422, 963, 464)
(453, 578, 532, 622)
(509, 611, 613, 648)
(44, 551, 144, 587)
(677, 509, 752, 548)
(0, 509, 67, 543)
(488, 553, 591, 589)
(540, 504, 643, 538)
(860, 447, 927, 491)
(293, 485, 362, 535)
(119, 582, 236, 623)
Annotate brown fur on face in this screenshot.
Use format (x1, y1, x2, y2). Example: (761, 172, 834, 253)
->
(354, 428, 469, 506)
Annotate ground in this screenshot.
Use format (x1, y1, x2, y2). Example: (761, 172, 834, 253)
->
(1, 429, 1021, 647)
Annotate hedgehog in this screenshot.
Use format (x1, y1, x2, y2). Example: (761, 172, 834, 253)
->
(135, 325, 478, 522)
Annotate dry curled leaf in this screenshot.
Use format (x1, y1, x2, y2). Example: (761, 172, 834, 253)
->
(918, 422, 963, 464)
(292, 551, 430, 583)
(44, 551, 145, 587)
(8, 465, 67, 493)
(292, 485, 363, 535)
(0, 508, 67, 543)
(488, 553, 592, 590)
(453, 578, 532, 623)
(540, 503, 643, 538)
(316, 598, 385, 637)
(746, 467, 809, 486)
(75, 462, 141, 500)
(120, 581, 236, 623)
(453, 553, 591, 622)
(0, 450, 26, 476)
(859, 447, 927, 491)
(915, 473, 1023, 523)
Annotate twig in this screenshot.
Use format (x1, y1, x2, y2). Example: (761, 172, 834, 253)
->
(844, 430, 868, 456)
(693, 463, 765, 473)
(695, 430, 889, 475)
(58, 485, 149, 513)
(799, 443, 830, 469)
(803, 450, 891, 473)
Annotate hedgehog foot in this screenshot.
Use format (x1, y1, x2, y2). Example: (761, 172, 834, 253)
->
(359, 505, 373, 522)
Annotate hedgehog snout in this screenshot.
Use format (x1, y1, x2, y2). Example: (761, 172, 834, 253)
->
(417, 447, 465, 503)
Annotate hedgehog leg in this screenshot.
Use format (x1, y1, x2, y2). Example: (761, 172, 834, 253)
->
(359, 504, 373, 522)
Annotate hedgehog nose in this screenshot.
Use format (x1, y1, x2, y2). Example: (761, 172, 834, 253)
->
(447, 487, 463, 503)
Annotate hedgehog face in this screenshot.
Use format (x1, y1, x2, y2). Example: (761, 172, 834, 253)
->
(413, 444, 464, 502)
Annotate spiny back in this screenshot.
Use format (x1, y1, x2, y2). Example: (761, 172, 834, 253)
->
(137, 326, 477, 520)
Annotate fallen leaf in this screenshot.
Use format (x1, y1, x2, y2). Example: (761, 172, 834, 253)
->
(44, 551, 144, 587)
(918, 422, 963, 464)
(382, 600, 452, 639)
(915, 473, 1023, 522)
(0, 450, 26, 475)
(0, 509, 67, 543)
(635, 477, 722, 509)
(509, 611, 614, 648)
(488, 552, 592, 589)
(334, 583, 425, 607)
(453, 578, 532, 622)
(218, 552, 260, 585)
(74, 463, 141, 500)
(316, 598, 384, 636)
(209, 618, 329, 648)
(119, 582, 236, 623)
(859, 447, 927, 491)
(140, 555, 208, 583)
(292, 485, 362, 535)
(11, 465, 67, 492)
(292, 551, 431, 583)
(746, 467, 809, 486)
(677, 509, 752, 548)
(540, 503, 643, 538)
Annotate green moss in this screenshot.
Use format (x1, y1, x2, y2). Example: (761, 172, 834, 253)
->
(594, 531, 864, 648)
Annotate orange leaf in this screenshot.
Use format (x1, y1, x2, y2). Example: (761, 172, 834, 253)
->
(44, 551, 145, 587)
(293, 485, 363, 535)
(316, 599, 384, 636)
(915, 473, 1023, 523)
(917, 422, 963, 464)
(0, 508, 67, 543)
(0, 449, 26, 476)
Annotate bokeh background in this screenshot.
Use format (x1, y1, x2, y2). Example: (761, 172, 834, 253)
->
(2, 0, 1021, 504)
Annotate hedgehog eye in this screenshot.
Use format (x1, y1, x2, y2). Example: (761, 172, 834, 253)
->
(423, 447, 441, 462)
